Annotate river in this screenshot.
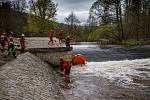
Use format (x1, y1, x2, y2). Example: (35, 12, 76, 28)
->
(61, 43, 150, 100)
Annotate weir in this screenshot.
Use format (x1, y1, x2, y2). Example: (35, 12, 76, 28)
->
(21, 37, 73, 66)
(25, 47, 73, 66)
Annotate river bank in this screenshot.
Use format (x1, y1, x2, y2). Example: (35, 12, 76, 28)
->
(0, 38, 150, 100)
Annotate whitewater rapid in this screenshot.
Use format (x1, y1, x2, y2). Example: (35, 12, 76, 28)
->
(71, 58, 150, 88)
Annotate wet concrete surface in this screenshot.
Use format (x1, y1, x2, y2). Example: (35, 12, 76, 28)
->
(25, 37, 66, 48)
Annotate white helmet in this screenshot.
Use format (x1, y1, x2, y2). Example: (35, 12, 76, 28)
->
(21, 34, 25, 37)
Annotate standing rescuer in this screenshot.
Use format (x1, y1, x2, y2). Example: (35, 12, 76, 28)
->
(58, 30, 63, 44)
(65, 35, 72, 47)
(19, 34, 25, 53)
(59, 57, 72, 82)
(6, 37, 17, 58)
(63, 61, 72, 82)
(48, 30, 54, 45)
(59, 57, 65, 73)
(0, 33, 8, 52)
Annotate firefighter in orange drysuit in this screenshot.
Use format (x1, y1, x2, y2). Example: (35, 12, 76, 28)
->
(48, 31, 54, 45)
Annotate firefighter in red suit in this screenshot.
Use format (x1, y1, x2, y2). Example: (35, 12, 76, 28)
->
(0, 33, 8, 52)
(58, 30, 63, 44)
(48, 30, 54, 45)
(59, 57, 65, 72)
(19, 34, 25, 53)
(63, 61, 72, 81)
(59, 57, 72, 81)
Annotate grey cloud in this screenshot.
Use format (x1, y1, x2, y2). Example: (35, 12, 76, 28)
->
(53, 0, 96, 24)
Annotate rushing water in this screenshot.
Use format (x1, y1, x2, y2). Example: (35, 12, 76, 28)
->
(60, 44, 150, 100)
(72, 43, 150, 62)
(71, 44, 150, 88)
(72, 59, 150, 88)
(64, 44, 149, 98)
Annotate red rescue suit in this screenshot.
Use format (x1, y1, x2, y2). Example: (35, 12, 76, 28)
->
(63, 61, 72, 80)
(59, 57, 65, 72)
(59, 57, 72, 80)
(19, 36, 25, 52)
(48, 31, 54, 45)
(0, 34, 8, 52)
(58, 31, 62, 44)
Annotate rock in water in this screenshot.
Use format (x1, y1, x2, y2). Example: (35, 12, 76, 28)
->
(0, 52, 64, 100)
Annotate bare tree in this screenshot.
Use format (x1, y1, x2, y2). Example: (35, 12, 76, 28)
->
(65, 12, 80, 35)
(11, 0, 27, 13)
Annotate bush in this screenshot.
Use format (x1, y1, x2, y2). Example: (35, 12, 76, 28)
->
(23, 15, 59, 37)
(88, 24, 118, 41)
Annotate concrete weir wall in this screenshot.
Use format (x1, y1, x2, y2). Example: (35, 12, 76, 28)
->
(34, 52, 73, 66)
(0, 52, 65, 100)
(26, 47, 73, 66)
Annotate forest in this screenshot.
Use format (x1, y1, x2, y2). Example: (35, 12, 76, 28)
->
(88, 0, 150, 45)
(0, 0, 150, 45)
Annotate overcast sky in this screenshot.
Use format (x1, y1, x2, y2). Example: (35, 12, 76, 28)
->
(53, 0, 96, 24)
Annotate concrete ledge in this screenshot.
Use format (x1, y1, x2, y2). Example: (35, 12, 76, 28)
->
(34, 52, 73, 67)
(24, 47, 73, 66)
(25, 47, 73, 53)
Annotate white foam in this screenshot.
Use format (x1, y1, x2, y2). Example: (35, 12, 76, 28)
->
(72, 45, 98, 48)
(72, 58, 150, 88)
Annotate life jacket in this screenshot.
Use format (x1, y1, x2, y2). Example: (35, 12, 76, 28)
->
(66, 38, 70, 43)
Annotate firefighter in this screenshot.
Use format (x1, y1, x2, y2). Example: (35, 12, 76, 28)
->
(5, 37, 17, 58)
(19, 34, 25, 53)
(63, 61, 72, 82)
(59, 57, 65, 73)
(0, 33, 8, 52)
(65, 35, 72, 47)
(58, 30, 63, 44)
(59, 57, 72, 82)
(48, 30, 54, 45)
